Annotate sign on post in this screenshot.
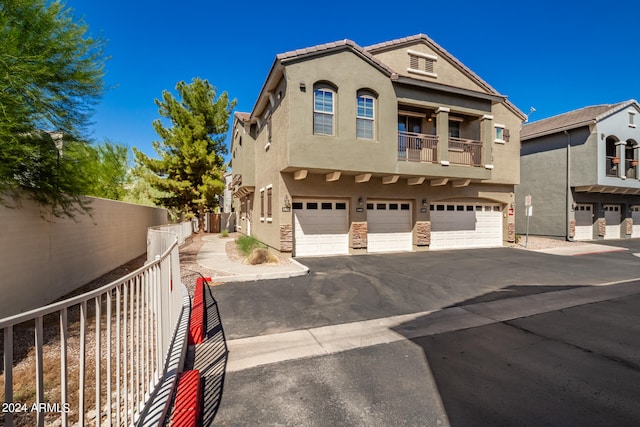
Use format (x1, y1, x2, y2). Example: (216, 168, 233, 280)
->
(525, 195, 532, 247)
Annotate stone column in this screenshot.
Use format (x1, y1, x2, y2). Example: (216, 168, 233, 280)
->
(280, 224, 293, 252)
(416, 221, 431, 246)
(351, 222, 368, 249)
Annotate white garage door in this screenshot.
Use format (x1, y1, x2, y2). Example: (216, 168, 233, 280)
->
(367, 201, 412, 253)
(574, 204, 593, 241)
(604, 204, 621, 240)
(293, 200, 349, 257)
(632, 206, 640, 238)
(430, 203, 503, 250)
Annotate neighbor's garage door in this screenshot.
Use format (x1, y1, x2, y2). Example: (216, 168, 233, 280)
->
(604, 204, 621, 240)
(293, 200, 349, 257)
(367, 201, 412, 253)
(574, 204, 594, 241)
(632, 206, 640, 238)
(430, 203, 502, 250)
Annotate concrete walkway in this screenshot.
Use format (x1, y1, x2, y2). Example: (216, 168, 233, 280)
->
(528, 242, 628, 256)
(196, 234, 308, 282)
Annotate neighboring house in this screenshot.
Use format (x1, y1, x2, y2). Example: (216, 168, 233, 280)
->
(229, 34, 526, 256)
(517, 100, 640, 240)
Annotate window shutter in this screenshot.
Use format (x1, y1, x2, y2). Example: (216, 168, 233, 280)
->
(267, 187, 272, 218)
(503, 128, 510, 142)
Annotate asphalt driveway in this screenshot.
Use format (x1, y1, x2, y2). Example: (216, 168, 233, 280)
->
(214, 244, 640, 339)
(206, 243, 640, 426)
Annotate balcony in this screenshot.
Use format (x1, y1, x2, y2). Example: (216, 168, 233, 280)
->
(397, 132, 482, 167)
(448, 137, 483, 167)
(397, 131, 438, 163)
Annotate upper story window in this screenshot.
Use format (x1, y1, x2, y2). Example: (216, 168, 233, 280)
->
(356, 91, 375, 140)
(495, 124, 505, 143)
(630, 112, 636, 128)
(313, 84, 335, 135)
(407, 49, 437, 78)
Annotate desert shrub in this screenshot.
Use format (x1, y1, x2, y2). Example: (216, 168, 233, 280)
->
(236, 235, 264, 256)
(246, 247, 279, 265)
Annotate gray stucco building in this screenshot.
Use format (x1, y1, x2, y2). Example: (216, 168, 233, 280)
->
(517, 100, 640, 240)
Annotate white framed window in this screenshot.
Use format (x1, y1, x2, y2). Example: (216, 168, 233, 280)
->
(266, 185, 273, 222)
(314, 86, 335, 135)
(356, 91, 375, 140)
(630, 112, 636, 128)
(495, 124, 505, 143)
(259, 188, 265, 222)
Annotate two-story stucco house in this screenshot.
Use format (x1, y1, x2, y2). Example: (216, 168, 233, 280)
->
(229, 34, 526, 256)
(517, 100, 640, 241)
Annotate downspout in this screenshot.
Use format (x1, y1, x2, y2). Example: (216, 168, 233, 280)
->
(564, 130, 571, 241)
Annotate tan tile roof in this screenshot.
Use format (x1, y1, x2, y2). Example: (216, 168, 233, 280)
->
(276, 39, 396, 76)
(234, 111, 250, 122)
(521, 100, 635, 140)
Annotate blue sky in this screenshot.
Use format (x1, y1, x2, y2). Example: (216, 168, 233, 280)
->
(65, 0, 640, 162)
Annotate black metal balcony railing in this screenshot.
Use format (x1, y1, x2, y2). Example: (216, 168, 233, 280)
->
(397, 131, 438, 163)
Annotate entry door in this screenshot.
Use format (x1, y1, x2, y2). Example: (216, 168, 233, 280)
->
(604, 204, 621, 240)
(573, 204, 593, 241)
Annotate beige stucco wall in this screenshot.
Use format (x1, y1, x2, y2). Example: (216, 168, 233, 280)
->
(370, 41, 487, 93)
(0, 196, 168, 318)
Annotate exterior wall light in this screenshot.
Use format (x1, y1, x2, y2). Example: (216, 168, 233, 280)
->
(284, 195, 291, 208)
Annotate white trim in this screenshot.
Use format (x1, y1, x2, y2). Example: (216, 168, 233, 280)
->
(407, 68, 438, 78)
(407, 49, 438, 61)
(264, 142, 271, 150)
(482, 115, 494, 121)
(440, 160, 450, 166)
(495, 123, 505, 128)
(266, 184, 273, 189)
(485, 164, 494, 169)
(436, 107, 450, 114)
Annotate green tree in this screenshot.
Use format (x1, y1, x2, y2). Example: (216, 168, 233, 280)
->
(0, 0, 106, 217)
(86, 141, 131, 201)
(134, 77, 235, 220)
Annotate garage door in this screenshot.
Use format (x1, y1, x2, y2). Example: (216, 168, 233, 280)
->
(293, 200, 349, 257)
(430, 203, 502, 250)
(632, 206, 640, 238)
(574, 204, 593, 241)
(604, 204, 621, 240)
(367, 201, 412, 253)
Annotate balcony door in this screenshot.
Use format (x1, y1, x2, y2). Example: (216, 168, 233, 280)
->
(398, 115, 422, 134)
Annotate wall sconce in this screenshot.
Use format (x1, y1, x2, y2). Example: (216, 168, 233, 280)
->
(358, 197, 364, 207)
(422, 199, 427, 207)
(284, 195, 291, 208)
(299, 81, 306, 92)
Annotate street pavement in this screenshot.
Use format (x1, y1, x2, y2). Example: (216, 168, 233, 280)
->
(195, 239, 640, 426)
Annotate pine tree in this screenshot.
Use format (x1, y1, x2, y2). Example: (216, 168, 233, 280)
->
(134, 77, 236, 220)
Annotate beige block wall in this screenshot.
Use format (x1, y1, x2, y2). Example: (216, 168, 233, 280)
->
(0, 196, 168, 318)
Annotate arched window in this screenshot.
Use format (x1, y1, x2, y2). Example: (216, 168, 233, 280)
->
(313, 83, 336, 136)
(605, 136, 619, 177)
(356, 90, 376, 140)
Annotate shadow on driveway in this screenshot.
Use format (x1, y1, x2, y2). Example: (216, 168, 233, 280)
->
(392, 288, 640, 427)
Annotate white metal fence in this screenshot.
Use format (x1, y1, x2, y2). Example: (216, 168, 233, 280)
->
(1, 222, 193, 427)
